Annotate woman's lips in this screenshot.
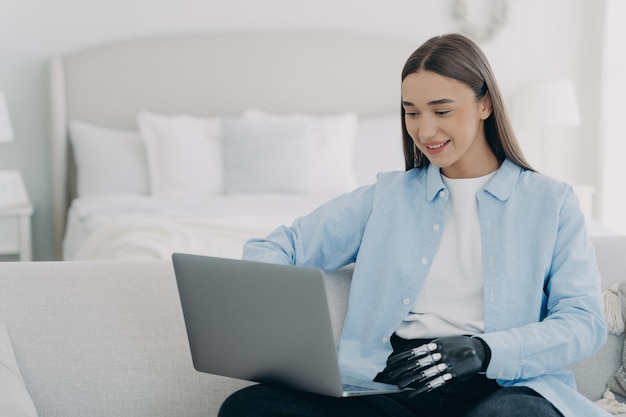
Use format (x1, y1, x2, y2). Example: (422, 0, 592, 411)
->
(423, 139, 451, 155)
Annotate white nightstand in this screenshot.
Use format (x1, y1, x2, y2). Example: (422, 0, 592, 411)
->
(0, 170, 33, 261)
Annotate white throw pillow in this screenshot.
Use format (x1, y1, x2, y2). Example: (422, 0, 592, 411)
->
(0, 325, 38, 417)
(138, 112, 222, 199)
(69, 121, 149, 197)
(221, 116, 318, 194)
(243, 109, 359, 194)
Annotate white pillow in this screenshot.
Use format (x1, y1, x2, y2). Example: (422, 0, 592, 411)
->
(243, 109, 359, 194)
(69, 121, 149, 197)
(137, 112, 222, 199)
(0, 325, 38, 417)
(221, 116, 318, 193)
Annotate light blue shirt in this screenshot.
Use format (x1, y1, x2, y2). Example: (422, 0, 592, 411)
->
(243, 159, 608, 417)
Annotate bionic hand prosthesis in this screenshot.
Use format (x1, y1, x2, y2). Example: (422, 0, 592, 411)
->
(377, 336, 491, 396)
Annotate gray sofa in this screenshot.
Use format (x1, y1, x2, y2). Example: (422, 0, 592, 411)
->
(0, 235, 625, 417)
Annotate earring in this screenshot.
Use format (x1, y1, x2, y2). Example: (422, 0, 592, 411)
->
(413, 144, 421, 168)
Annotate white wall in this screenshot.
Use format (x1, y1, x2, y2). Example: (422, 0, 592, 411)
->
(0, 0, 605, 260)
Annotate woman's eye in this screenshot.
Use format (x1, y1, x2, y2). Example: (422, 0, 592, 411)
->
(435, 110, 451, 116)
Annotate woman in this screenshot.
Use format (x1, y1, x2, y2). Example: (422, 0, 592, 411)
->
(218, 34, 608, 417)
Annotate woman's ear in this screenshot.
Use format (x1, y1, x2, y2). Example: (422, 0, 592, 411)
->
(480, 92, 493, 120)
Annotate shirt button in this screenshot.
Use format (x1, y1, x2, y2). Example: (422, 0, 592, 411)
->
(439, 191, 446, 198)
(382, 337, 388, 344)
(433, 224, 440, 231)
(421, 257, 428, 265)
(403, 298, 410, 305)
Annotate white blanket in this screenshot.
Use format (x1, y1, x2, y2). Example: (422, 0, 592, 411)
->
(64, 193, 336, 260)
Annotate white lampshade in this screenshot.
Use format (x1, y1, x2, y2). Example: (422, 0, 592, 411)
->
(510, 78, 581, 129)
(0, 92, 15, 143)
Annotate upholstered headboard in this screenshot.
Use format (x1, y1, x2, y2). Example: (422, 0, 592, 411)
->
(49, 32, 417, 254)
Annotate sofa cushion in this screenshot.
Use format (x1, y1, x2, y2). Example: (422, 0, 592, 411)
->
(568, 236, 626, 401)
(0, 324, 38, 417)
(0, 260, 252, 417)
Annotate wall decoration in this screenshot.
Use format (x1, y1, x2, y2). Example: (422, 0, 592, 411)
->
(451, 0, 509, 42)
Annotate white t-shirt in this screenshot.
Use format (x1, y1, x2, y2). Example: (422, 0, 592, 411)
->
(395, 171, 495, 339)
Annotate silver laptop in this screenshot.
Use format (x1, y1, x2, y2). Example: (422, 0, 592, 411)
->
(172, 253, 405, 397)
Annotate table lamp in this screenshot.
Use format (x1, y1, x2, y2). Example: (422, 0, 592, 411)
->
(511, 78, 580, 128)
(510, 78, 581, 174)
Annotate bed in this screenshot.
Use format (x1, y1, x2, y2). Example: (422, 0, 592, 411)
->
(49, 32, 417, 260)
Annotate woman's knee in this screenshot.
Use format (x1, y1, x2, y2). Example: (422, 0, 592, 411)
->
(218, 385, 268, 417)
(218, 384, 321, 417)
(465, 387, 563, 417)
(218, 384, 398, 417)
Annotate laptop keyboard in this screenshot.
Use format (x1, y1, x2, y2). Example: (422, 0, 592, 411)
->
(342, 383, 377, 392)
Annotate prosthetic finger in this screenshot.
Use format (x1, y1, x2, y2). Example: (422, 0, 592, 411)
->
(386, 352, 442, 380)
(407, 373, 454, 397)
(396, 362, 451, 389)
(386, 342, 438, 367)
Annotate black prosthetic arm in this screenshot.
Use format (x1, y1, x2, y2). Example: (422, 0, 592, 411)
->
(376, 335, 491, 396)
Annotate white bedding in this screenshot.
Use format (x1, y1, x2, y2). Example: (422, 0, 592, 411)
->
(63, 193, 338, 261)
(62, 109, 405, 261)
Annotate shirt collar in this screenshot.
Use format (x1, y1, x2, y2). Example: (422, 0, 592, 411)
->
(425, 159, 522, 202)
(484, 159, 522, 201)
(426, 163, 446, 201)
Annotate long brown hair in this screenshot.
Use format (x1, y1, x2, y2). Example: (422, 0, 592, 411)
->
(401, 34, 533, 172)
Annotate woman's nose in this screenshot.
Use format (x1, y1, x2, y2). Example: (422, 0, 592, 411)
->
(416, 115, 438, 141)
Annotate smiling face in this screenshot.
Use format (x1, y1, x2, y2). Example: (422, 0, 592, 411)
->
(402, 70, 499, 178)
